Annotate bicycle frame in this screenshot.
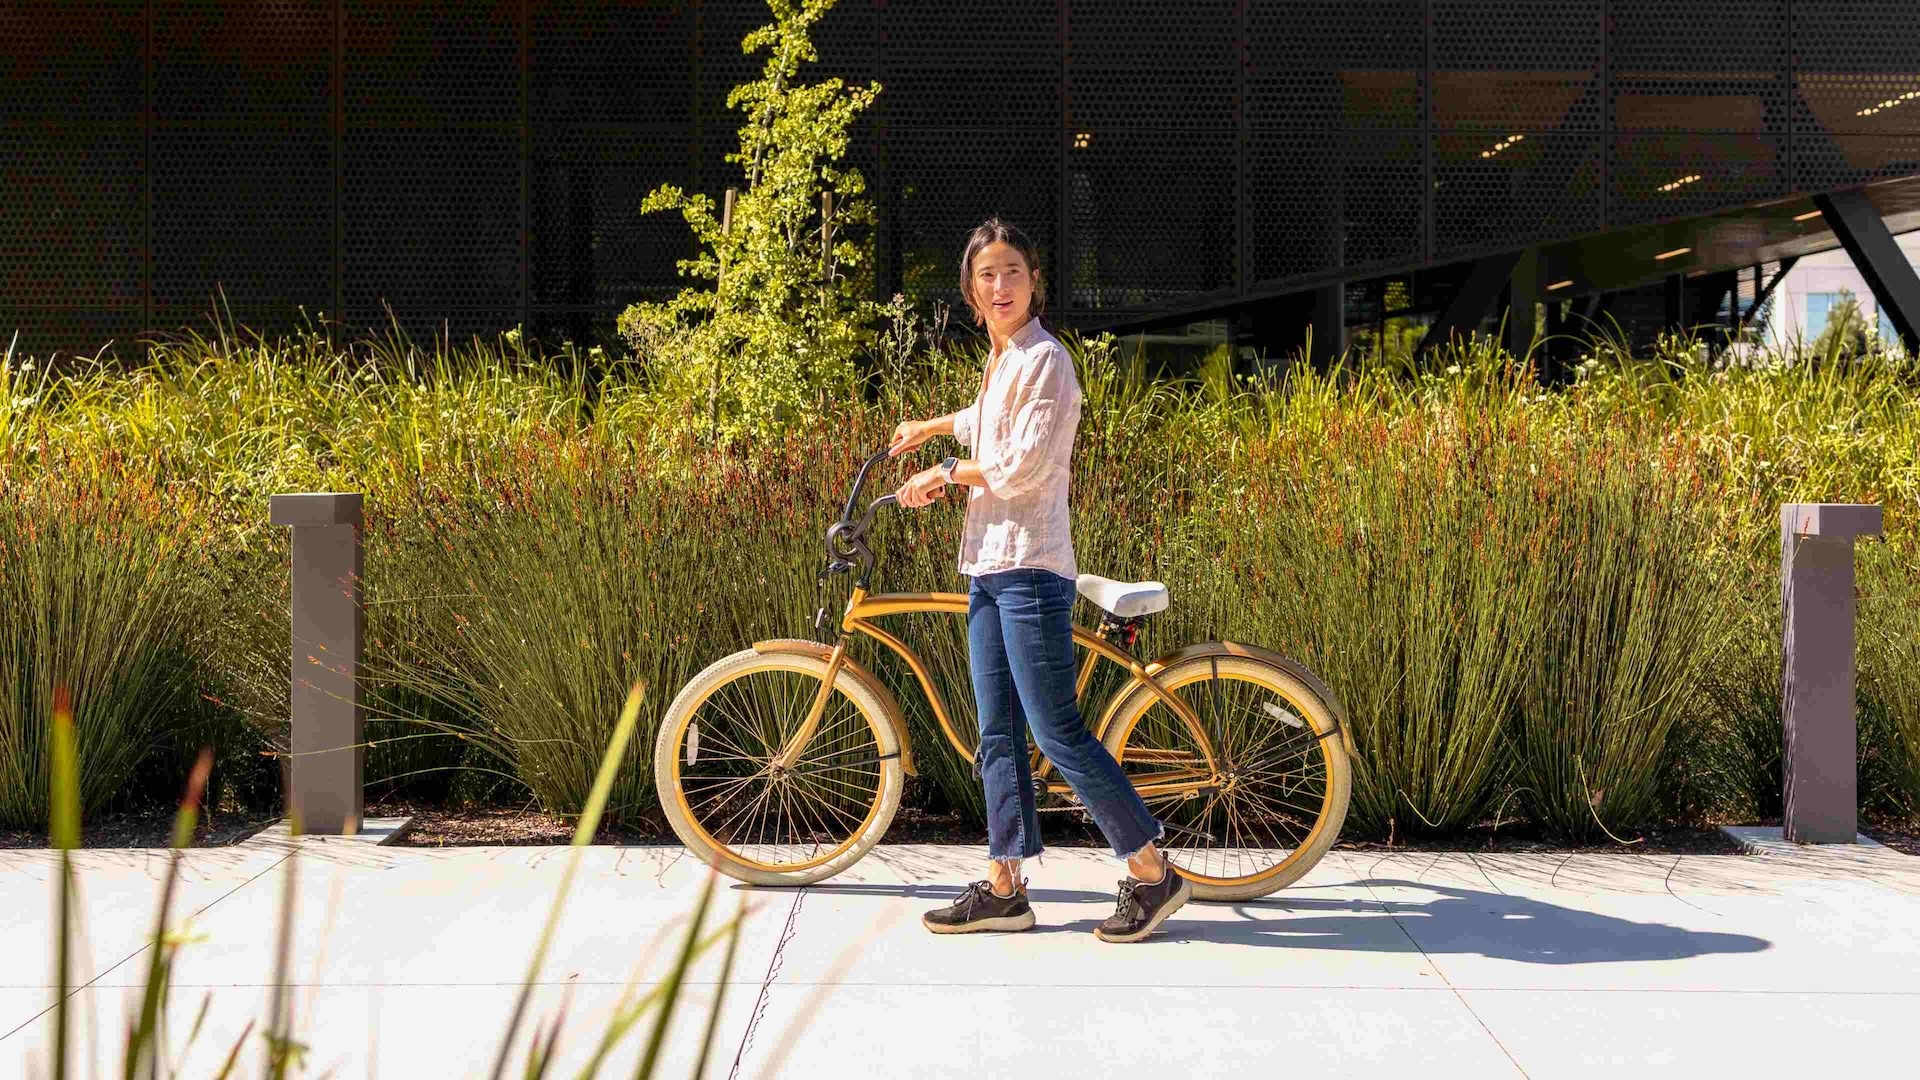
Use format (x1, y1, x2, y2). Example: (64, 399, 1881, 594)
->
(769, 585, 1221, 798)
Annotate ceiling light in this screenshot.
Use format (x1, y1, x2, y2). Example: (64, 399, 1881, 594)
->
(1655, 247, 1692, 261)
(1547, 279, 1573, 291)
(1857, 91, 1920, 117)
(1794, 209, 1823, 221)
(1480, 133, 1525, 159)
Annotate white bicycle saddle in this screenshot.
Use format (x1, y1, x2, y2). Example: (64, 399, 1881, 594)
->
(1074, 573, 1170, 618)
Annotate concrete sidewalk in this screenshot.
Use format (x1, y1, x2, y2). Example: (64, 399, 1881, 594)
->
(3, 839, 1916, 1077)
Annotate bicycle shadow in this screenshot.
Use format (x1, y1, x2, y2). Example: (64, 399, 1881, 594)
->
(1063, 880, 1773, 963)
(803, 879, 1772, 965)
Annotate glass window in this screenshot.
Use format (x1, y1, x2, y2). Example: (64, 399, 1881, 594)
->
(1807, 292, 1842, 338)
(1879, 307, 1899, 343)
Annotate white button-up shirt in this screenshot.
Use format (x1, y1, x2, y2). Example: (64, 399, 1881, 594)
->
(951, 316, 1081, 581)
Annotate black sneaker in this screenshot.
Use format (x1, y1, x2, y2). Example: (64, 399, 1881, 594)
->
(1094, 870, 1192, 943)
(922, 879, 1036, 935)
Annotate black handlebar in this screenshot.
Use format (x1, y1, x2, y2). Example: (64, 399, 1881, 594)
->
(840, 447, 895, 523)
(822, 447, 902, 585)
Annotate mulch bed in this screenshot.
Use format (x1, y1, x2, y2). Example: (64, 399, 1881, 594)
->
(1863, 814, 1920, 856)
(5, 799, 1910, 858)
(0, 808, 280, 850)
(391, 802, 1749, 856)
(1336, 823, 1744, 856)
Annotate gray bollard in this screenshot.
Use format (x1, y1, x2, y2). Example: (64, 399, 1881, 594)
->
(1779, 503, 1883, 844)
(270, 492, 366, 835)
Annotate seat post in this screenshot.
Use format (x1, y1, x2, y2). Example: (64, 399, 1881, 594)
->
(1094, 610, 1145, 655)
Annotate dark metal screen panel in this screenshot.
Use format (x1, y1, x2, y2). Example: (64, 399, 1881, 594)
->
(0, 307, 148, 366)
(1434, 132, 1602, 259)
(342, 127, 522, 337)
(1794, 134, 1920, 191)
(0, 0, 145, 121)
(1, 127, 146, 313)
(530, 126, 696, 310)
(1067, 124, 1237, 310)
(874, 0, 1055, 129)
(1610, 133, 1786, 227)
(886, 127, 1059, 312)
(1608, 0, 1788, 135)
(1247, 129, 1422, 285)
(341, 0, 521, 340)
(0, 1, 144, 360)
(344, 0, 521, 126)
(1246, 0, 1423, 130)
(1430, 1, 1604, 131)
(151, 129, 334, 335)
(1063, 0, 1235, 131)
(153, 0, 333, 121)
(533, 1, 694, 128)
(151, 1, 332, 340)
(12, 1, 1920, 360)
(530, 1, 696, 325)
(1063, 2, 1236, 310)
(1791, 0, 1920, 136)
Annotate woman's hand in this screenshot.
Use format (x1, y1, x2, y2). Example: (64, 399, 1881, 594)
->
(886, 419, 932, 458)
(894, 466, 949, 509)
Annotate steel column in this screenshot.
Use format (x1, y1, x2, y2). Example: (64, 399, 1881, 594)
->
(1814, 189, 1920, 354)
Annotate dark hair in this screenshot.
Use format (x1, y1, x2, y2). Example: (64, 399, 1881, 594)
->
(958, 217, 1047, 326)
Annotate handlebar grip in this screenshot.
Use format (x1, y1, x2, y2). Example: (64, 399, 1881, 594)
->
(840, 446, 897, 522)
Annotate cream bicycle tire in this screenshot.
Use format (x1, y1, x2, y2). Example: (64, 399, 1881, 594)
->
(1102, 654, 1352, 901)
(655, 646, 904, 886)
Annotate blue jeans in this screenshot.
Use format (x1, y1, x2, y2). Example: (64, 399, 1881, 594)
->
(968, 567, 1165, 863)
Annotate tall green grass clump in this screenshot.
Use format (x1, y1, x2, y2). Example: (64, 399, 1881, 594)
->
(1222, 402, 1551, 835)
(6, 298, 1920, 839)
(0, 447, 229, 827)
(1508, 428, 1734, 840)
(1860, 537, 1920, 816)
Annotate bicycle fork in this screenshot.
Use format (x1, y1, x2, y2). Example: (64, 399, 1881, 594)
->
(771, 636, 851, 772)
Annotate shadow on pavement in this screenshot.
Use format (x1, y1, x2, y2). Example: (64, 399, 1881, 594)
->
(1138, 880, 1771, 962)
(803, 878, 1773, 963)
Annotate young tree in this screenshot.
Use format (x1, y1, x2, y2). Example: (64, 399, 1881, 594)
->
(617, 0, 882, 446)
(1812, 288, 1870, 360)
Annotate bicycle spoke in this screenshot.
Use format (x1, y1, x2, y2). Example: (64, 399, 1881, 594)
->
(1116, 663, 1347, 886)
(673, 663, 893, 871)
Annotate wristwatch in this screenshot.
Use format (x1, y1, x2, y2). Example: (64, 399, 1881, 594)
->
(939, 455, 959, 484)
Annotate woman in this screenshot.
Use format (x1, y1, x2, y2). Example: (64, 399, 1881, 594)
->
(885, 218, 1191, 944)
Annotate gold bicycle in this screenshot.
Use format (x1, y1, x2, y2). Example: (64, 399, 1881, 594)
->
(653, 448, 1354, 900)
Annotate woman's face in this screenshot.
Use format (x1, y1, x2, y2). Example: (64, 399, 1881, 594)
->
(970, 241, 1035, 333)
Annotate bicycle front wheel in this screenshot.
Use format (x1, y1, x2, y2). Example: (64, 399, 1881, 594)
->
(654, 646, 904, 886)
(1102, 653, 1352, 901)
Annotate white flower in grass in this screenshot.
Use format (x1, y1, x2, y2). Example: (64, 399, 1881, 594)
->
(1445, 364, 1462, 376)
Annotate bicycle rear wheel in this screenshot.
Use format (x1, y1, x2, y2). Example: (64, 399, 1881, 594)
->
(654, 647, 904, 886)
(1101, 653, 1351, 901)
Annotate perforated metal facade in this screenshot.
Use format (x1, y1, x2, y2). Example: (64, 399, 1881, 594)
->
(4, 1, 1918, 359)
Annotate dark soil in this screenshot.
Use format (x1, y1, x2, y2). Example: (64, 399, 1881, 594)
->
(0, 807, 279, 849)
(8, 798, 1904, 858)
(1334, 822, 1744, 856)
(1863, 814, 1920, 856)
(392, 802, 1746, 856)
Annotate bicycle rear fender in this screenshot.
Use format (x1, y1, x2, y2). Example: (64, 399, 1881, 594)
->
(1138, 641, 1359, 762)
(752, 638, 918, 776)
